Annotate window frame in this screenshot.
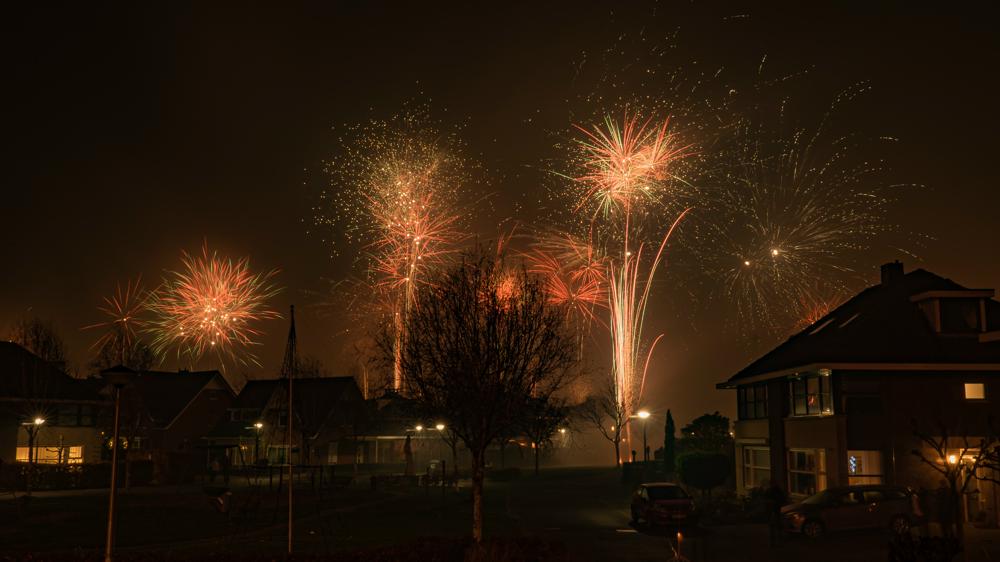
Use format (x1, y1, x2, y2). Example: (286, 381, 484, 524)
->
(788, 373, 833, 417)
(742, 446, 771, 490)
(787, 448, 827, 497)
(737, 382, 769, 420)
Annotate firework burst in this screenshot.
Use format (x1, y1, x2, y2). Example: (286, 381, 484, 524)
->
(556, 111, 693, 428)
(146, 244, 281, 368)
(83, 277, 149, 363)
(318, 111, 473, 390)
(696, 84, 909, 337)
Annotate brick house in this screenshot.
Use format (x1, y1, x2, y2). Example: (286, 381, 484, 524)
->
(718, 262, 1000, 525)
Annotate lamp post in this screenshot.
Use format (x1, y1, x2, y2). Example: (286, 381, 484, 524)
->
(101, 365, 137, 562)
(253, 422, 263, 464)
(22, 417, 45, 496)
(637, 410, 651, 463)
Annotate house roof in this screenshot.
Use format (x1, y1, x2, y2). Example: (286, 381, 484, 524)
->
(723, 268, 1000, 386)
(133, 369, 233, 427)
(0, 342, 105, 403)
(205, 376, 363, 440)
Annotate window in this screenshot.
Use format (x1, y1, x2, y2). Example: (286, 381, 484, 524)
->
(847, 450, 883, 485)
(268, 445, 289, 465)
(965, 383, 986, 400)
(16, 445, 83, 464)
(742, 447, 771, 489)
(738, 383, 768, 420)
(788, 449, 827, 496)
(789, 373, 832, 416)
(940, 298, 981, 333)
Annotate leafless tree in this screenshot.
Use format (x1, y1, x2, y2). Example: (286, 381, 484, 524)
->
(521, 396, 569, 476)
(387, 251, 577, 543)
(579, 374, 629, 467)
(9, 316, 68, 367)
(88, 340, 155, 376)
(911, 419, 1000, 546)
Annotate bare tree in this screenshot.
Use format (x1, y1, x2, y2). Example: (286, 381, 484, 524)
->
(388, 251, 577, 543)
(521, 396, 569, 476)
(9, 316, 68, 367)
(911, 419, 1000, 547)
(579, 374, 629, 467)
(88, 340, 155, 376)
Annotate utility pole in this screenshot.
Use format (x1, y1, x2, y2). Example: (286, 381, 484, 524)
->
(281, 305, 298, 555)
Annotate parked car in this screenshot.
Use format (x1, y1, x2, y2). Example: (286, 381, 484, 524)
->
(781, 485, 922, 538)
(630, 483, 697, 527)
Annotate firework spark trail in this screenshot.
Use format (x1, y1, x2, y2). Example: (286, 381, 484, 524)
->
(146, 244, 280, 369)
(83, 277, 149, 363)
(697, 85, 906, 337)
(319, 115, 472, 391)
(557, 112, 693, 445)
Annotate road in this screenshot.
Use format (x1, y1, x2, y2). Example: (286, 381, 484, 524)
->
(9, 467, 1000, 560)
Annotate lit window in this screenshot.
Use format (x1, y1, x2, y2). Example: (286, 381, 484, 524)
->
(788, 449, 827, 496)
(965, 383, 986, 400)
(16, 445, 83, 464)
(847, 450, 883, 485)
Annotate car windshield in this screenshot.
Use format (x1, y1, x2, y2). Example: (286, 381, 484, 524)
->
(801, 490, 831, 505)
(647, 486, 688, 501)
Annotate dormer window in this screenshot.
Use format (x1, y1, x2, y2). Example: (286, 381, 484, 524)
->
(940, 299, 982, 334)
(911, 290, 992, 334)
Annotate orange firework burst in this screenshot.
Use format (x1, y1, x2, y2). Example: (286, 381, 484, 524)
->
(83, 277, 149, 362)
(572, 113, 691, 221)
(525, 233, 608, 328)
(146, 244, 281, 368)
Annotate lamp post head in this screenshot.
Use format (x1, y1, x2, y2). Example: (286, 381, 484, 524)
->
(34, 417, 45, 426)
(637, 410, 651, 420)
(559, 428, 566, 434)
(435, 423, 445, 431)
(948, 454, 958, 465)
(415, 425, 424, 432)
(100, 365, 138, 388)
(254, 422, 263, 430)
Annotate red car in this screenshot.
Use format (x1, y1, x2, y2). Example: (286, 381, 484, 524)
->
(630, 483, 697, 526)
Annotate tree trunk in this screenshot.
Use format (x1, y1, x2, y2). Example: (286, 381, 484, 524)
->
(472, 451, 485, 543)
(534, 446, 540, 476)
(613, 439, 621, 467)
(451, 443, 459, 478)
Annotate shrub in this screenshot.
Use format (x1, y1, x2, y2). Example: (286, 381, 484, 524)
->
(676, 451, 730, 496)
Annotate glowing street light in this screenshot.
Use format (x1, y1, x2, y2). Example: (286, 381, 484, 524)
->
(435, 423, 445, 431)
(948, 454, 958, 465)
(636, 410, 651, 462)
(415, 425, 424, 432)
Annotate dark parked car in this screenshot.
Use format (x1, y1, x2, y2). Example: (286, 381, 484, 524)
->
(781, 485, 922, 538)
(630, 483, 696, 526)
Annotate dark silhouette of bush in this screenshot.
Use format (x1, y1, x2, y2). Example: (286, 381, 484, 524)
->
(677, 451, 730, 496)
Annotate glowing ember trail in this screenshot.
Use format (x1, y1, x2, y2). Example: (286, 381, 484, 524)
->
(146, 244, 281, 368)
(561, 112, 692, 453)
(319, 115, 471, 391)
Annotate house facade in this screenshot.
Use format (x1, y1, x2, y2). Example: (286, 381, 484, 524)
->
(204, 376, 366, 467)
(0, 342, 108, 465)
(719, 262, 1000, 526)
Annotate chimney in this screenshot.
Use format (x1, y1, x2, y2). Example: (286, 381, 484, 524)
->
(880, 260, 904, 286)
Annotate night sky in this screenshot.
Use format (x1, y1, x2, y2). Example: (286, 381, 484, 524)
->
(4, 5, 999, 430)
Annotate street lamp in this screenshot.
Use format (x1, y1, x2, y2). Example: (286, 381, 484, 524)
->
(253, 422, 264, 464)
(100, 365, 137, 562)
(637, 410, 651, 463)
(21, 416, 46, 496)
(415, 424, 424, 432)
(435, 423, 445, 431)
